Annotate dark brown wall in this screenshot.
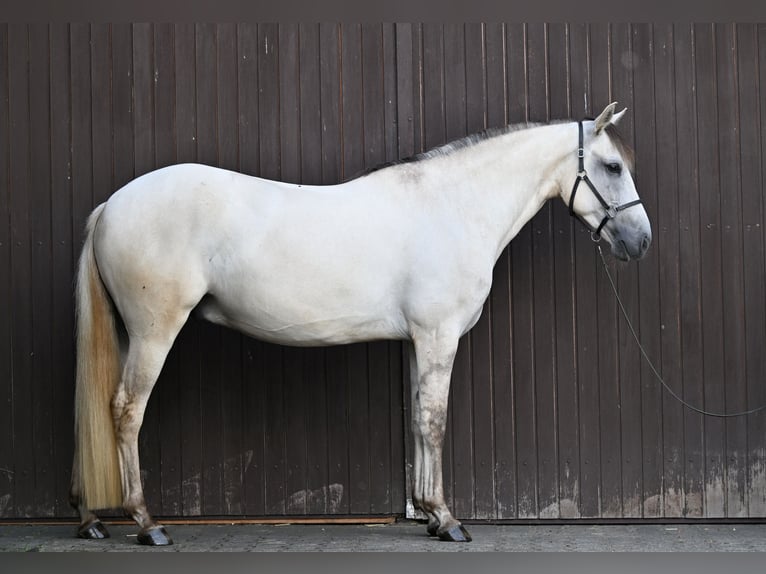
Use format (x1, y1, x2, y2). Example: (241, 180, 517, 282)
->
(1, 23, 765, 521)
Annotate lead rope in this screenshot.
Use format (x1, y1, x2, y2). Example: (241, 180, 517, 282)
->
(596, 244, 766, 418)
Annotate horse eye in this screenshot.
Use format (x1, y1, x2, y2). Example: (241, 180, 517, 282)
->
(605, 162, 622, 175)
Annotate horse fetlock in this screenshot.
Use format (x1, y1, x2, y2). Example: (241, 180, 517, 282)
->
(426, 516, 440, 536)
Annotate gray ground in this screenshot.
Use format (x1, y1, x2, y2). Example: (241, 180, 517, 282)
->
(1, 521, 766, 552)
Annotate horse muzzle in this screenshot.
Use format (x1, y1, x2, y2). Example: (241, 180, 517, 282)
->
(609, 227, 652, 261)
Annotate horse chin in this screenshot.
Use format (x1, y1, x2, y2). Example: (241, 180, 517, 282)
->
(610, 240, 632, 262)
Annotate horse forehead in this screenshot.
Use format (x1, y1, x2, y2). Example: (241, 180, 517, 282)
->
(588, 133, 620, 158)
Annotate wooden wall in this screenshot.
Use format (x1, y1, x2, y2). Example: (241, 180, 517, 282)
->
(1, 23, 765, 520)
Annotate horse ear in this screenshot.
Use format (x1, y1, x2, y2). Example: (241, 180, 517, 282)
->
(593, 101, 618, 134)
(612, 107, 628, 125)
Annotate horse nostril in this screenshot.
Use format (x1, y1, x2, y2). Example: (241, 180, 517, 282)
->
(641, 234, 651, 253)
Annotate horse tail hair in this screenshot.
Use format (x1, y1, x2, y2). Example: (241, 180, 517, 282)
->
(73, 202, 123, 510)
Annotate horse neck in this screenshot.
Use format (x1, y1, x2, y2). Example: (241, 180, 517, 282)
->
(417, 122, 575, 261)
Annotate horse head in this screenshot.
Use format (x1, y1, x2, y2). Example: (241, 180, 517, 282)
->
(564, 102, 652, 261)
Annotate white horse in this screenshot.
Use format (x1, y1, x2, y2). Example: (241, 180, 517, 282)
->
(70, 102, 651, 545)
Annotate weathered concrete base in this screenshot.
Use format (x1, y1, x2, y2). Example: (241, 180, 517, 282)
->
(1, 521, 765, 552)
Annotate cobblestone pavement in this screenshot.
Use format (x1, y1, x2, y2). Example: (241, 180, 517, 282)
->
(1, 521, 766, 552)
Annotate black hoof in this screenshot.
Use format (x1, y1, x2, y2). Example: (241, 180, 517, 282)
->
(137, 526, 173, 546)
(77, 520, 110, 540)
(426, 521, 439, 537)
(437, 524, 472, 542)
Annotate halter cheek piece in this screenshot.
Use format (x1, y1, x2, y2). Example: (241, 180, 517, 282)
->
(568, 121, 643, 241)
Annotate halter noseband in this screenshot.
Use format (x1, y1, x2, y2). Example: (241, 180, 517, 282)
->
(568, 121, 642, 241)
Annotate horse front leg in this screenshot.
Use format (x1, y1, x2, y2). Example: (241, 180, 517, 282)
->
(410, 333, 472, 542)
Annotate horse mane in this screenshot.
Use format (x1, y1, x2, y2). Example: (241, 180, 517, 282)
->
(350, 118, 635, 180)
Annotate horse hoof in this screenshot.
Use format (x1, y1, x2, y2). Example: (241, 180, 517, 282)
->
(77, 520, 110, 540)
(137, 526, 173, 546)
(438, 524, 472, 542)
(426, 521, 439, 537)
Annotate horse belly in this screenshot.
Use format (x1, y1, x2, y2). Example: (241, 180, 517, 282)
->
(196, 289, 406, 346)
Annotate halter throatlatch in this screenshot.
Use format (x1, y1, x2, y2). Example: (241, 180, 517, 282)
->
(568, 121, 643, 241)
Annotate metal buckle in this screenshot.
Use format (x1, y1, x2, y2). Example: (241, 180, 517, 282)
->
(577, 148, 584, 158)
(591, 231, 602, 242)
(606, 204, 618, 219)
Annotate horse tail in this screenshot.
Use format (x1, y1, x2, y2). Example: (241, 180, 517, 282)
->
(73, 202, 123, 510)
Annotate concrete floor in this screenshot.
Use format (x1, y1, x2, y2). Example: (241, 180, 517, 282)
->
(1, 521, 766, 552)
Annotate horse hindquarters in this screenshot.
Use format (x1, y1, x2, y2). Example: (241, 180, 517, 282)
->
(72, 202, 192, 546)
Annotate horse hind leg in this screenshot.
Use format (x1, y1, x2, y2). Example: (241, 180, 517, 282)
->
(69, 448, 111, 539)
(112, 326, 186, 546)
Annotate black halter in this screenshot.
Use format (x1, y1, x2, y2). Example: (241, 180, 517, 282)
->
(568, 121, 642, 240)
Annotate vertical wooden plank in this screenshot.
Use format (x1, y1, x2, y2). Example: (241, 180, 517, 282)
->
(743, 23, 766, 516)
(27, 23, 54, 517)
(486, 22, 516, 520)
(715, 23, 748, 518)
(236, 23, 266, 516)
(69, 22, 95, 515)
(112, 24, 134, 190)
(238, 24, 260, 176)
(257, 23, 287, 515)
(570, 23, 602, 518)
(320, 23, 341, 186)
(465, 22, 496, 520)
(341, 23, 371, 514)
(483, 22, 506, 522)
(549, 22, 581, 519)
(149, 23, 182, 517)
(528, 22, 560, 519)
(9, 23, 34, 517)
(694, 23, 726, 518)
(395, 22, 416, 517)
(361, 23, 393, 515)
(215, 23, 244, 516)
(90, 24, 112, 202)
(193, 23, 224, 516)
(651, 23, 684, 520)
(129, 23, 165, 515)
(298, 23, 330, 515)
(299, 23, 322, 185)
(319, 22, 348, 515)
(49, 23, 76, 516)
(0, 23, 13, 518)
(673, 23, 705, 518)
(499, 22, 529, 521)
(173, 22, 204, 517)
(610, 22, 643, 519)
(154, 25, 176, 172)
(443, 22, 475, 520)
(133, 24, 155, 177)
(421, 23, 446, 152)
(279, 24, 301, 183)
(279, 25, 305, 516)
(589, 23, 622, 518)
(384, 22, 405, 515)
(507, 23, 539, 519)
(633, 23, 665, 519)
